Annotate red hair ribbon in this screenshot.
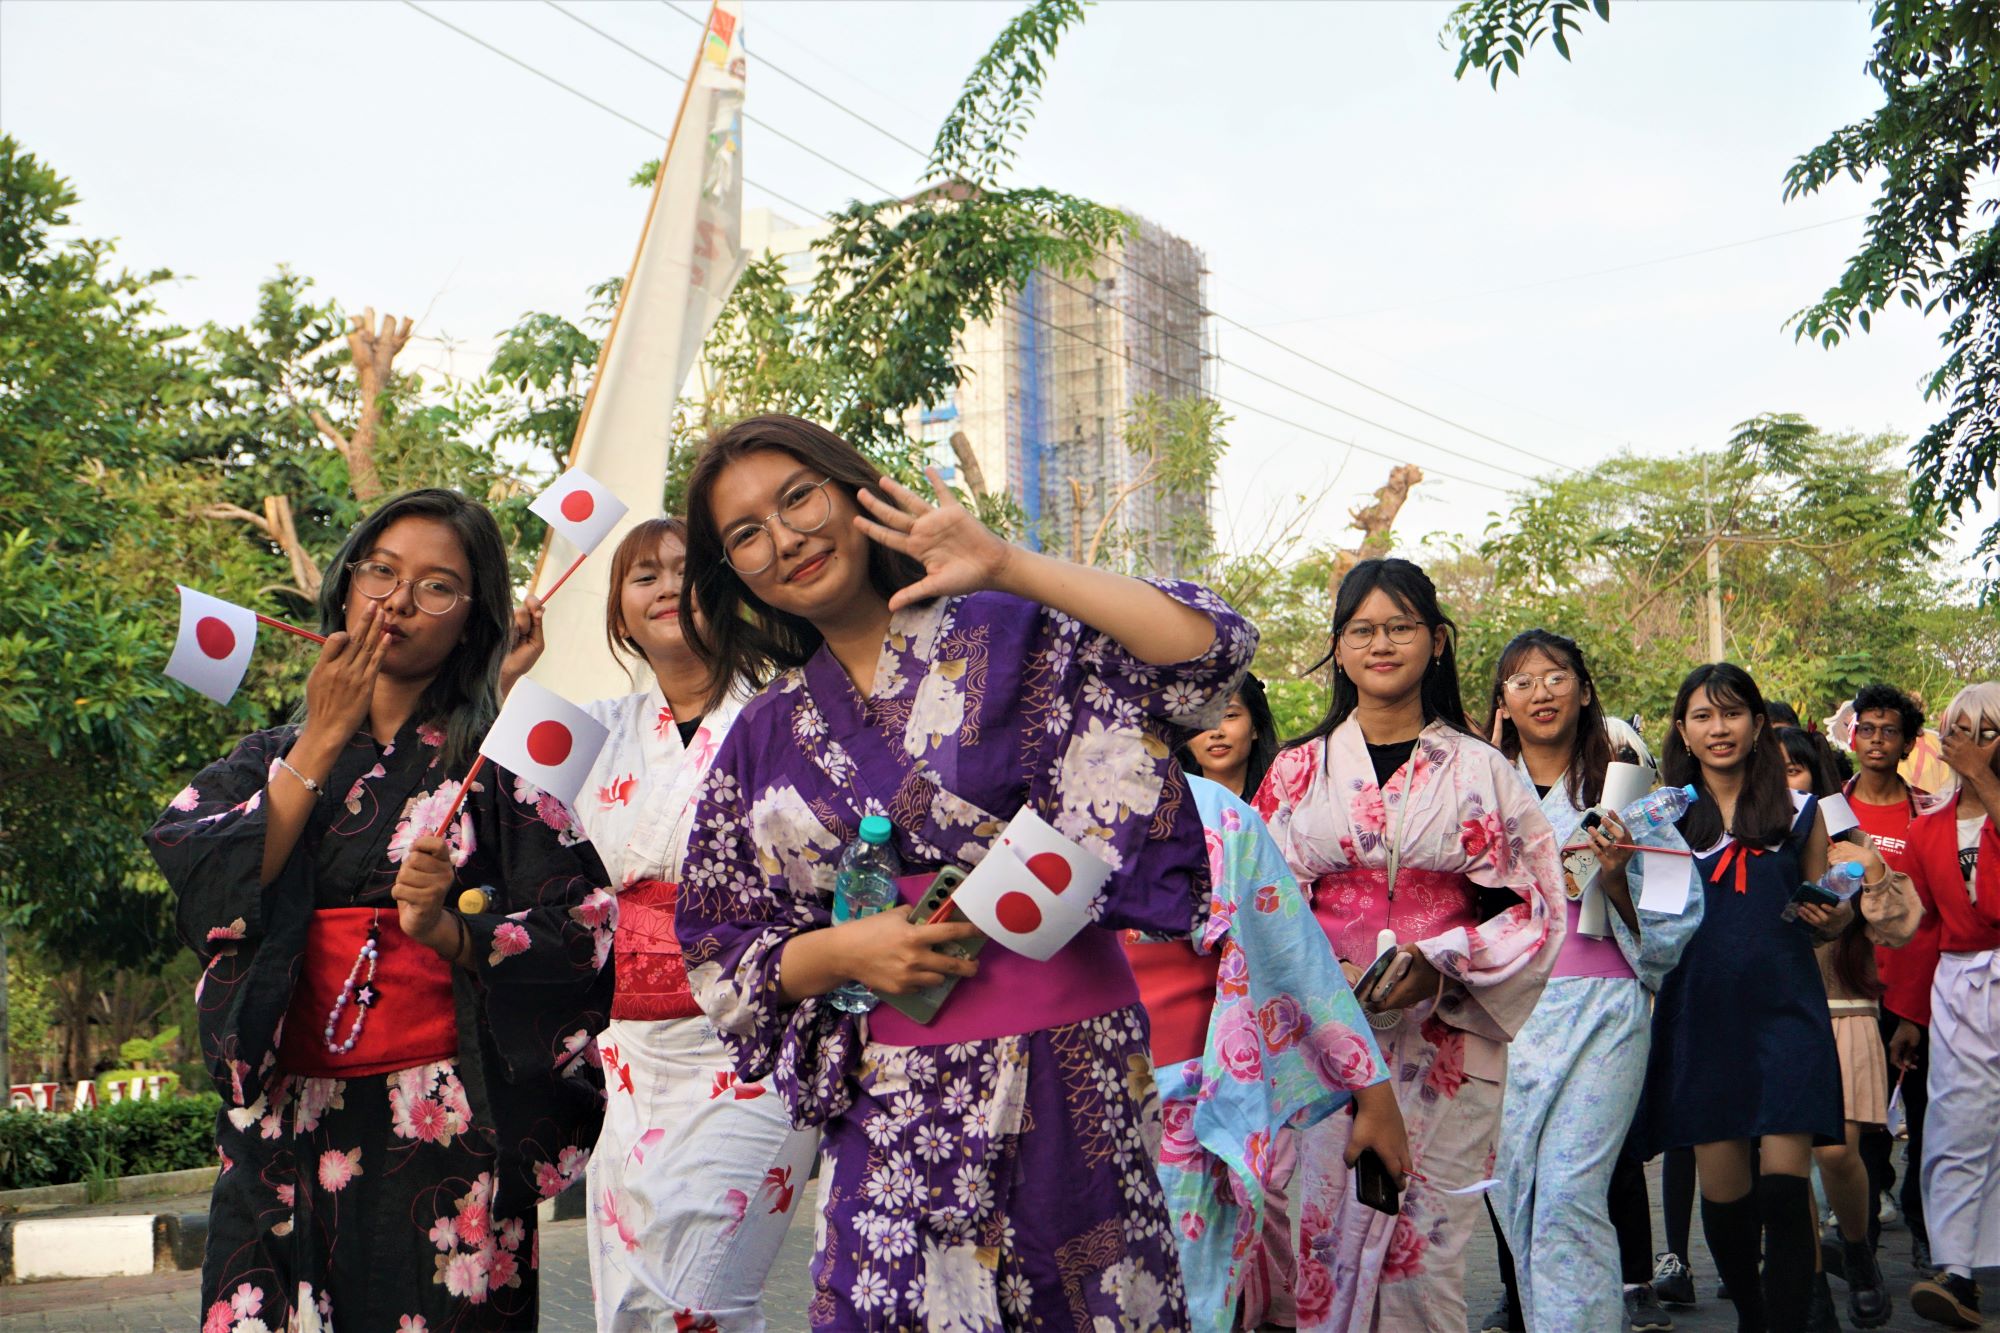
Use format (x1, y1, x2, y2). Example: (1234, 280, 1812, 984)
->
(1711, 842, 1764, 894)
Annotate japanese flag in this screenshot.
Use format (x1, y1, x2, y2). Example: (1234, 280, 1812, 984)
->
(165, 586, 258, 705)
(529, 468, 628, 557)
(479, 678, 610, 809)
(952, 807, 1114, 961)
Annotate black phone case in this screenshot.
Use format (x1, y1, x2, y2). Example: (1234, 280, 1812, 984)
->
(1790, 881, 1842, 910)
(1354, 1147, 1401, 1215)
(873, 867, 986, 1025)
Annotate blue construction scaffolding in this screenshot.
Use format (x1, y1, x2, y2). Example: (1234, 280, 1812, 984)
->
(1014, 269, 1047, 550)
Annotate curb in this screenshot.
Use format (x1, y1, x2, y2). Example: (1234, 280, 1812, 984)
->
(0, 1212, 206, 1283)
(0, 1164, 219, 1210)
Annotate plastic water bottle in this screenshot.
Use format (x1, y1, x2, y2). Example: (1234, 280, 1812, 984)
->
(829, 816, 902, 1015)
(1619, 783, 1699, 838)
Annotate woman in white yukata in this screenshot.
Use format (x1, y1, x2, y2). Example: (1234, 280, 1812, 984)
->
(503, 518, 817, 1331)
(1487, 629, 1703, 1333)
(1253, 559, 1567, 1332)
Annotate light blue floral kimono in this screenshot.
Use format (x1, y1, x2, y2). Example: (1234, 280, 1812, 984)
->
(1495, 757, 1704, 1333)
(1153, 777, 1390, 1333)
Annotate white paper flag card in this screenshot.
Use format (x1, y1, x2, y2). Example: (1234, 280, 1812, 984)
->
(479, 678, 610, 809)
(165, 586, 258, 705)
(951, 806, 1113, 961)
(529, 469, 628, 556)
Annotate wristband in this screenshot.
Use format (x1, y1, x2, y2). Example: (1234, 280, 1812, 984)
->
(274, 757, 325, 798)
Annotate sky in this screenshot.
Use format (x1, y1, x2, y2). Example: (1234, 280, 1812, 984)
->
(2, 0, 1978, 575)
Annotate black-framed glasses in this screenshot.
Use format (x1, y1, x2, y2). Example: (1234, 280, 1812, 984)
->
(1502, 670, 1578, 696)
(1338, 618, 1425, 649)
(722, 477, 836, 575)
(347, 561, 471, 616)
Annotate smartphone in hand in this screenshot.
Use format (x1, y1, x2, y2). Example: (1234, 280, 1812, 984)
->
(1354, 1147, 1401, 1215)
(874, 867, 986, 1025)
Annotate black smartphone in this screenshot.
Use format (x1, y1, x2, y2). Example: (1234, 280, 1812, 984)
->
(1581, 809, 1605, 831)
(1351, 947, 1399, 1005)
(874, 867, 986, 1025)
(1789, 881, 1842, 911)
(1354, 1147, 1401, 1215)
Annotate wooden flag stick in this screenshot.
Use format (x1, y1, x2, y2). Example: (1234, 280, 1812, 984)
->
(429, 754, 488, 841)
(534, 552, 589, 606)
(256, 613, 327, 645)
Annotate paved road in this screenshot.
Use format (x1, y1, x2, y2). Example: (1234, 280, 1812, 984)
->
(0, 1158, 1977, 1331)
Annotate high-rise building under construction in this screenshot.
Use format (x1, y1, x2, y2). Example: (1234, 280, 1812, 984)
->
(742, 208, 1215, 576)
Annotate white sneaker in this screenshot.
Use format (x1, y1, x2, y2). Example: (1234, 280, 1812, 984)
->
(1877, 1192, 1902, 1230)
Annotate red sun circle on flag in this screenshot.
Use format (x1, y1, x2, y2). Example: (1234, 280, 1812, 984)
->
(1024, 852, 1072, 894)
(995, 891, 1043, 936)
(194, 616, 237, 660)
(526, 720, 574, 767)
(560, 490, 596, 523)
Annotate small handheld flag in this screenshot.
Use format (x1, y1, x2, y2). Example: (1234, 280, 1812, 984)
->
(529, 469, 628, 602)
(166, 587, 258, 705)
(427, 678, 610, 844)
(949, 807, 1113, 961)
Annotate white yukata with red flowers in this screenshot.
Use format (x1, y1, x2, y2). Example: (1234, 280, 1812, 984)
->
(1252, 720, 1565, 1332)
(574, 683, 819, 1331)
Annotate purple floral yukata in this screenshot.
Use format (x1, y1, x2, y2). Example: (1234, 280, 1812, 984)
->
(146, 721, 613, 1333)
(676, 583, 1254, 1331)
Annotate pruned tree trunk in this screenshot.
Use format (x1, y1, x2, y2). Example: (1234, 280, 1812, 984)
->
(948, 430, 988, 496)
(1331, 464, 1424, 590)
(200, 494, 323, 601)
(310, 306, 413, 505)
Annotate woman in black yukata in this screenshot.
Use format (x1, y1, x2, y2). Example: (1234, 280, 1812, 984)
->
(148, 488, 613, 1333)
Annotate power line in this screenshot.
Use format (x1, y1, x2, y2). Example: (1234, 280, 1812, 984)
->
(399, 0, 822, 221)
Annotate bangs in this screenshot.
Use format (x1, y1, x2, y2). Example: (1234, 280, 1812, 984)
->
(1690, 678, 1752, 715)
(1944, 681, 2000, 733)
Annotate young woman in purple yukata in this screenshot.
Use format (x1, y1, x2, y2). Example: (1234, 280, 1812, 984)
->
(148, 489, 613, 1333)
(671, 413, 1257, 1331)
(1252, 558, 1568, 1332)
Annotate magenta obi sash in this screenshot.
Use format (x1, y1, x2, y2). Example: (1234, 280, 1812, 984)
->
(1308, 866, 1479, 966)
(1550, 898, 1636, 980)
(866, 873, 1140, 1046)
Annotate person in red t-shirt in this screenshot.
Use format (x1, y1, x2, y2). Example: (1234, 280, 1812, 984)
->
(1845, 683, 1937, 1269)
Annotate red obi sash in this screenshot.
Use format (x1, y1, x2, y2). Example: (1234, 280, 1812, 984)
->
(867, 874, 1141, 1046)
(1123, 938, 1221, 1066)
(278, 908, 458, 1079)
(611, 879, 701, 1022)
(1308, 866, 1479, 965)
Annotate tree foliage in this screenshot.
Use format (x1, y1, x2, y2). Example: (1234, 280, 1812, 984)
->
(1446, 0, 2000, 584)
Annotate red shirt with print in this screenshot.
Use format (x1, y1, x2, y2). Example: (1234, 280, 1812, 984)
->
(1847, 780, 1933, 1023)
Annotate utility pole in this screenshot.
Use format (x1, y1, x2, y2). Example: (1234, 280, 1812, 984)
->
(1702, 458, 1725, 662)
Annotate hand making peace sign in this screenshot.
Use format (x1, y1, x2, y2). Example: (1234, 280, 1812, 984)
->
(853, 468, 1018, 612)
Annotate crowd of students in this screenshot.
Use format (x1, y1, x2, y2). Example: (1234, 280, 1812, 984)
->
(149, 411, 2000, 1332)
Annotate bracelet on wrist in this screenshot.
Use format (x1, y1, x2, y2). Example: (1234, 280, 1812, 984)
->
(274, 757, 326, 798)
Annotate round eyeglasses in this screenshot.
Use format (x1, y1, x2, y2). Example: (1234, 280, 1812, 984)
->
(347, 561, 471, 616)
(722, 477, 836, 575)
(1338, 618, 1424, 649)
(1502, 670, 1578, 696)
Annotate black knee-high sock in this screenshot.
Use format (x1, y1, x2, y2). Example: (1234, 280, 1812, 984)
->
(1609, 1146, 1653, 1285)
(1665, 1146, 1698, 1262)
(1485, 1193, 1522, 1323)
(1702, 1191, 1768, 1333)
(1758, 1174, 1814, 1333)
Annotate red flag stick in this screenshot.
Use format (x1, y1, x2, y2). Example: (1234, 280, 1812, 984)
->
(429, 753, 488, 840)
(256, 613, 326, 645)
(535, 552, 589, 605)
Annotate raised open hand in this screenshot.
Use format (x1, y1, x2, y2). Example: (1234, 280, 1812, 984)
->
(853, 468, 1014, 612)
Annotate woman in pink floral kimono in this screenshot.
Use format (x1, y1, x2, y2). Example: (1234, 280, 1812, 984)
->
(1252, 558, 1566, 1331)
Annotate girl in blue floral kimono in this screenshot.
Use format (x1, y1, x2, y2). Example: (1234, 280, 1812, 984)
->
(148, 489, 612, 1333)
(672, 414, 1256, 1331)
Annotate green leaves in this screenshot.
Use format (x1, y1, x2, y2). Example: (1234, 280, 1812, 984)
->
(1444, 0, 1610, 87)
(928, 0, 1090, 188)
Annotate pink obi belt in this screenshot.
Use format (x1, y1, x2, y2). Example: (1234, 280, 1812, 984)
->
(611, 879, 701, 1022)
(1308, 866, 1478, 965)
(866, 874, 1140, 1046)
(1551, 897, 1635, 980)
(278, 908, 458, 1079)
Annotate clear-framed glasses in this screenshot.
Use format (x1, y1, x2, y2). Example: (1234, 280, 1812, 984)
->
(346, 561, 470, 615)
(1338, 618, 1424, 649)
(1852, 721, 1904, 741)
(722, 477, 836, 575)
(1502, 670, 1578, 696)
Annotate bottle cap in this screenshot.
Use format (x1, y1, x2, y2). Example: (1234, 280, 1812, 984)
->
(859, 815, 893, 845)
(457, 886, 492, 914)
(1679, 784, 1699, 800)
(1839, 861, 1864, 879)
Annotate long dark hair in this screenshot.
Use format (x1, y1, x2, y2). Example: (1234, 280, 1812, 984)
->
(1284, 558, 1476, 757)
(313, 488, 509, 770)
(1491, 629, 1614, 809)
(682, 414, 926, 712)
(1177, 671, 1277, 800)
(1776, 724, 1884, 999)
(1661, 662, 1796, 850)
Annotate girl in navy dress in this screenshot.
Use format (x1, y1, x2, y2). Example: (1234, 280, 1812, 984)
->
(1641, 664, 1894, 1333)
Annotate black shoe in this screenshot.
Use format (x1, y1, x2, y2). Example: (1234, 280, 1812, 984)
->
(1910, 1271, 1983, 1329)
(1844, 1239, 1892, 1328)
(1652, 1253, 1696, 1308)
(1717, 1279, 1731, 1300)
(1478, 1295, 1523, 1333)
(1806, 1271, 1841, 1333)
(1822, 1230, 1848, 1282)
(1913, 1234, 1933, 1273)
(1627, 1285, 1675, 1332)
